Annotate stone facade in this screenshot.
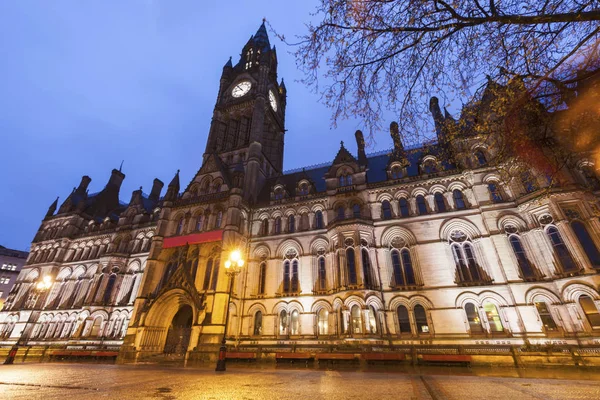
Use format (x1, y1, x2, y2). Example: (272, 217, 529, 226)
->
(2, 22, 600, 366)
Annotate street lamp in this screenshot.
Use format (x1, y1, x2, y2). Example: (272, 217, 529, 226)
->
(4, 275, 53, 365)
(215, 249, 244, 372)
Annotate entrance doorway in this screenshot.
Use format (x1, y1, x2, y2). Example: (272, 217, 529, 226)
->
(163, 305, 193, 356)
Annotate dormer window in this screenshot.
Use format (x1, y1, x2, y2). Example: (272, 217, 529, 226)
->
(298, 182, 309, 196)
(422, 159, 437, 175)
(391, 165, 403, 179)
(274, 187, 284, 200)
(339, 173, 352, 187)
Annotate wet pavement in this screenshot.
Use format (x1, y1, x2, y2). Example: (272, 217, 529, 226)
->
(0, 363, 600, 399)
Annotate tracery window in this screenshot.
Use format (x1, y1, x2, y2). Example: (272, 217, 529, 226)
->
(453, 189, 466, 210)
(367, 305, 378, 334)
(450, 230, 486, 284)
(261, 219, 269, 236)
(274, 187, 284, 200)
(391, 248, 416, 287)
(422, 160, 437, 174)
(279, 310, 288, 335)
(339, 173, 353, 187)
(282, 251, 299, 294)
(298, 182, 309, 196)
(391, 165, 403, 179)
(381, 200, 392, 219)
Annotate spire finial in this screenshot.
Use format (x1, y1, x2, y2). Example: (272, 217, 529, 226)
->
(262, 17, 266, 23)
(340, 140, 344, 147)
(119, 160, 124, 172)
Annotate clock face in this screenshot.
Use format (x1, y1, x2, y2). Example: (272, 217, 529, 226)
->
(231, 80, 251, 98)
(269, 89, 278, 111)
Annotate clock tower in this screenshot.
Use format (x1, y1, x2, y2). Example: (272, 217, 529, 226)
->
(204, 21, 286, 202)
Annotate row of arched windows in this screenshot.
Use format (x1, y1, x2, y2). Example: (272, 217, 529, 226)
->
(380, 190, 467, 220)
(260, 210, 324, 236)
(175, 211, 223, 235)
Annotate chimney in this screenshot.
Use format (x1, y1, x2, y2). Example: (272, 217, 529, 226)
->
(389, 121, 404, 152)
(76, 176, 92, 193)
(149, 178, 164, 202)
(354, 130, 368, 166)
(107, 169, 125, 189)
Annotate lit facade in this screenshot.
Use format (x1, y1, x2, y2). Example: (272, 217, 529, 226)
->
(2, 23, 600, 364)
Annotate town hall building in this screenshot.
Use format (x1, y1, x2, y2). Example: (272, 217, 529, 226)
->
(2, 22, 600, 366)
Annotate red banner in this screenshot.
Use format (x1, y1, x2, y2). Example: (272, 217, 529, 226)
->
(163, 230, 224, 248)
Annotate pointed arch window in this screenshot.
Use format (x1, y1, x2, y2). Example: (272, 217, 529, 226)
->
(465, 303, 484, 334)
(318, 309, 328, 335)
(535, 301, 558, 331)
(571, 221, 600, 268)
(253, 311, 262, 335)
(258, 262, 267, 295)
(546, 226, 578, 273)
(484, 303, 504, 332)
(414, 305, 429, 334)
(434, 192, 446, 212)
(346, 248, 357, 285)
(261, 219, 269, 236)
(453, 190, 466, 210)
(381, 200, 392, 219)
(353, 204, 361, 219)
(315, 210, 324, 229)
(290, 310, 299, 335)
(351, 305, 362, 334)
(215, 211, 223, 229)
(317, 256, 326, 291)
(288, 215, 295, 233)
(391, 248, 416, 287)
(397, 305, 411, 334)
(279, 310, 288, 335)
(361, 248, 374, 288)
(291, 260, 299, 292)
(579, 295, 600, 329)
(283, 260, 290, 293)
(416, 195, 428, 215)
(367, 305, 378, 334)
(398, 198, 410, 217)
(176, 218, 184, 235)
(509, 235, 536, 280)
(451, 232, 486, 284)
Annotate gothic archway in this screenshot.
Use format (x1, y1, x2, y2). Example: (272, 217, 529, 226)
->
(163, 305, 193, 355)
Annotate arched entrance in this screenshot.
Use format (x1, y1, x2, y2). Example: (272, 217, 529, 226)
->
(163, 305, 193, 355)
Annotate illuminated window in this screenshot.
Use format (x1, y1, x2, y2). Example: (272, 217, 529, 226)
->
(318, 309, 328, 335)
(535, 302, 557, 331)
(571, 221, 600, 267)
(465, 303, 483, 334)
(484, 303, 503, 332)
(579, 295, 600, 329)
(290, 310, 299, 335)
(367, 305, 378, 334)
(279, 310, 288, 335)
(351, 305, 362, 334)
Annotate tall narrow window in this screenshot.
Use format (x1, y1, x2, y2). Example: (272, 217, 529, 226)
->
(283, 260, 290, 293)
(279, 310, 288, 335)
(401, 249, 416, 285)
(351, 305, 362, 334)
(453, 190, 466, 210)
(274, 217, 282, 234)
(261, 219, 269, 236)
(339, 175, 346, 187)
(521, 171, 539, 193)
(346, 248, 357, 285)
(571, 221, 600, 267)
(318, 257, 326, 291)
(258, 262, 266, 295)
(291, 260, 299, 292)
(414, 305, 429, 333)
(391, 166, 402, 179)
(484, 303, 503, 332)
(195, 215, 203, 231)
(203, 259, 213, 290)
(488, 183, 503, 202)
(465, 303, 483, 334)
(464, 243, 481, 281)
(475, 150, 487, 166)
(535, 302, 558, 331)
(399, 198, 410, 217)
(102, 274, 116, 304)
(288, 215, 295, 233)
(176, 218, 184, 235)
(361, 249, 373, 288)
(347, 175, 353, 185)
(397, 305, 411, 334)
(353, 204, 361, 218)
(391, 250, 403, 286)
(579, 295, 600, 329)
(210, 258, 220, 290)
(215, 211, 223, 228)
(416, 195, 428, 215)
(253, 311, 262, 335)
(509, 235, 536, 279)
(382, 200, 392, 219)
(337, 206, 345, 220)
(290, 310, 299, 335)
(434, 192, 446, 212)
(546, 226, 578, 272)
(318, 309, 328, 335)
(367, 305, 378, 334)
(315, 210, 324, 229)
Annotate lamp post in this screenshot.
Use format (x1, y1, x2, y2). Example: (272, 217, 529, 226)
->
(4, 275, 53, 365)
(215, 249, 244, 372)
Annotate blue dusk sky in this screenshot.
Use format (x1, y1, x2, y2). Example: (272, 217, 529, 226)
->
(0, 1, 410, 251)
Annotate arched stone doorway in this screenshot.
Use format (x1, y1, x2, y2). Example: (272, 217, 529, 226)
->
(163, 305, 193, 355)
